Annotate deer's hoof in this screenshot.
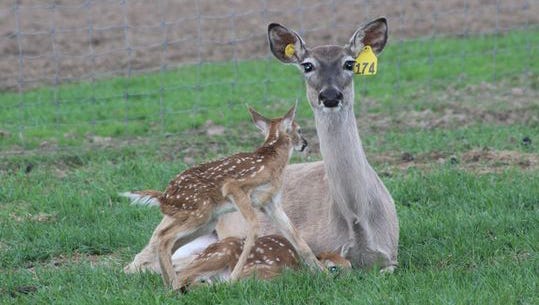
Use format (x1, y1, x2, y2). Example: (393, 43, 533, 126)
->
(380, 265, 396, 274)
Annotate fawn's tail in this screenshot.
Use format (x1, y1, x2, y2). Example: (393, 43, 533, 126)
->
(119, 190, 162, 206)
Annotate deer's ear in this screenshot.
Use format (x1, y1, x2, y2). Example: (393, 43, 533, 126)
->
(248, 107, 270, 133)
(282, 103, 297, 130)
(346, 17, 388, 56)
(268, 23, 307, 64)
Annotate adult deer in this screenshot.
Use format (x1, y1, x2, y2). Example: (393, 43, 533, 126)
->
(121, 106, 321, 290)
(217, 17, 398, 272)
(124, 17, 398, 274)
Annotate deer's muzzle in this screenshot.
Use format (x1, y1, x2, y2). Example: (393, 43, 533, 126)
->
(300, 138, 308, 152)
(318, 87, 343, 108)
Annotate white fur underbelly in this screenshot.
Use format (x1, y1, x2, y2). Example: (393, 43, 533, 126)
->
(171, 234, 219, 261)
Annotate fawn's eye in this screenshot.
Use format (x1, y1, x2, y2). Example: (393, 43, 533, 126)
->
(297, 128, 302, 134)
(343, 60, 355, 71)
(329, 266, 339, 273)
(301, 62, 314, 73)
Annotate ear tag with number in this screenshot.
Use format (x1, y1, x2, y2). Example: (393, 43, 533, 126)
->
(354, 46, 377, 76)
(284, 43, 295, 58)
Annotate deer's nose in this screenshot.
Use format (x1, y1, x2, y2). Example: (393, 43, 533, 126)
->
(318, 88, 343, 108)
(300, 138, 308, 152)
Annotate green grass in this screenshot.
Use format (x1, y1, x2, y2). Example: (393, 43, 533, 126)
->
(1, 28, 538, 304)
(1, 151, 537, 304)
(1, 28, 538, 149)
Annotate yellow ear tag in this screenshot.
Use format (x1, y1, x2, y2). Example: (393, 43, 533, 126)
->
(284, 43, 295, 58)
(354, 46, 377, 76)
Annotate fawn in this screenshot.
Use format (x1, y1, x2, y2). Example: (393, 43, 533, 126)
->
(121, 105, 322, 290)
(177, 234, 352, 291)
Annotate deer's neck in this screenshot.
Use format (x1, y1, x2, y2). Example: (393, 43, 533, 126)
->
(314, 97, 370, 219)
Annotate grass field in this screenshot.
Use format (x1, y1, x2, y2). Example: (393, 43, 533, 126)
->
(1, 28, 538, 304)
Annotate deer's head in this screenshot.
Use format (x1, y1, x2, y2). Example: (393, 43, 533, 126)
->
(268, 18, 388, 113)
(317, 252, 352, 272)
(248, 104, 307, 152)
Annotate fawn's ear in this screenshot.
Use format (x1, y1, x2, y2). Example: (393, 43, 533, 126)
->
(282, 103, 297, 130)
(268, 23, 308, 64)
(346, 17, 388, 57)
(248, 107, 270, 134)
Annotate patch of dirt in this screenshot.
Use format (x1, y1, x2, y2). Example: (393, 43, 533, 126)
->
(46, 252, 119, 268)
(9, 285, 38, 297)
(204, 120, 226, 137)
(10, 212, 58, 223)
(1, 0, 537, 90)
(359, 79, 539, 132)
(19, 252, 120, 274)
(363, 105, 538, 132)
(460, 149, 539, 174)
(0, 130, 11, 138)
(370, 148, 539, 174)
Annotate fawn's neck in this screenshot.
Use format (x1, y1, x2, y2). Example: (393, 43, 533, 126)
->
(256, 132, 292, 174)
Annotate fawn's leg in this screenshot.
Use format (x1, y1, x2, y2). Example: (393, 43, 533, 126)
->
(225, 185, 259, 281)
(157, 215, 213, 290)
(263, 199, 323, 270)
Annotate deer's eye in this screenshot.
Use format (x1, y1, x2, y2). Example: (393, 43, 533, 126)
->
(343, 60, 355, 71)
(329, 266, 339, 273)
(301, 62, 314, 73)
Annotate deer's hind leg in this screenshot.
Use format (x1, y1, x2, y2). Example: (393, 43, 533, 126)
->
(157, 214, 215, 290)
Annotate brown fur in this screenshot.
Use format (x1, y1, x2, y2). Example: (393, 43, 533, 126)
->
(124, 17, 398, 276)
(121, 105, 322, 290)
(178, 235, 351, 291)
(217, 18, 399, 273)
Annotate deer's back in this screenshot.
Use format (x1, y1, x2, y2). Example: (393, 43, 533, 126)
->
(159, 151, 272, 217)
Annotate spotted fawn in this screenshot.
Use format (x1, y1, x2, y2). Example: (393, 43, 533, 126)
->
(121, 105, 322, 290)
(177, 234, 351, 291)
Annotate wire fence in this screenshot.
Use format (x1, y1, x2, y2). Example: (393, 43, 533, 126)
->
(0, 0, 538, 153)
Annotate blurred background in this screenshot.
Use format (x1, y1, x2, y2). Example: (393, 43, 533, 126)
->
(0, 0, 537, 154)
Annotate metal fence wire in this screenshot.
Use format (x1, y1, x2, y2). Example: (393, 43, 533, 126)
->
(0, 0, 538, 152)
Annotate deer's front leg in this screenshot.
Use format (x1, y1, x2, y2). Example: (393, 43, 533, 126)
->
(224, 184, 259, 281)
(263, 199, 323, 271)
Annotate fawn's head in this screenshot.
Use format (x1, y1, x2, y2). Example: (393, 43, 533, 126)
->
(317, 252, 352, 273)
(248, 105, 307, 152)
(268, 18, 388, 113)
